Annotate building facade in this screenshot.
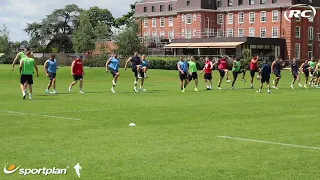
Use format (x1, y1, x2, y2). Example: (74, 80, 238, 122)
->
(135, 0, 320, 60)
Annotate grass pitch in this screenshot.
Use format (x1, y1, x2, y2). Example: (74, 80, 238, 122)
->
(0, 64, 320, 180)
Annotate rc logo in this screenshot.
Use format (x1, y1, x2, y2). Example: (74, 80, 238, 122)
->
(4, 164, 20, 174)
(284, 4, 317, 22)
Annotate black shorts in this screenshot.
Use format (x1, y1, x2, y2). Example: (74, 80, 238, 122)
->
(233, 71, 240, 79)
(274, 71, 281, 78)
(73, 75, 83, 81)
(188, 72, 198, 81)
(292, 72, 298, 79)
(219, 69, 226, 77)
(261, 75, 270, 83)
(132, 68, 144, 78)
(48, 72, 56, 80)
(204, 73, 212, 80)
(250, 69, 258, 78)
(303, 70, 309, 78)
(179, 72, 188, 80)
(109, 68, 118, 77)
(21, 75, 33, 85)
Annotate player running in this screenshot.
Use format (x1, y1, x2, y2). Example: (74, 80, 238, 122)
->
(200, 57, 214, 90)
(300, 59, 310, 88)
(106, 54, 120, 93)
(315, 59, 320, 88)
(249, 55, 259, 89)
(256, 60, 271, 94)
(125, 52, 146, 92)
(271, 57, 284, 89)
(141, 55, 149, 78)
(231, 57, 242, 89)
(308, 57, 317, 87)
(44, 54, 58, 94)
(217, 56, 229, 90)
(69, 55, 85, 93)
(177, 57, 189, 92)
(19, 50, 39, 99)
(188, 56, 199, 91)
(290, 57, 302, 89)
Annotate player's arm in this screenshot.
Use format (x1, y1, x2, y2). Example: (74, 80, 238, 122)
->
(71, 61, 75, 75)
(106, 58, 111, 72)
(12, 53, 21, 70)
(19, 60, 23, 74)
(299, 63, 304, 73)
(271, 61, 275, 73)
(177, 62, 183, 74)
(44, 60, 49, 76)
(315, 63, 319, 72)
(82, 64, 85, 76)
(124, 57, 132, 70)
(34, 61, 39, 77)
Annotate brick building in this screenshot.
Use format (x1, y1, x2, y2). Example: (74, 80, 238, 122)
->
(134, 0, 320, 60)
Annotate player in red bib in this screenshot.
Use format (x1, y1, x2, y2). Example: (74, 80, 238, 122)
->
(69, 55, 85, 93)
(217, 56, 229, 89)
(200, 57, 215, 90)
(249, 55, 259, 89)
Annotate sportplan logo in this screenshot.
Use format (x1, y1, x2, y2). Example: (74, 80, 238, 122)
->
(3, 163, 81, 177)
(284, 4, 317, 22)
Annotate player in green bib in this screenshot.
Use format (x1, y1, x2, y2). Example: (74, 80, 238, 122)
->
(308, 57, 317, 87)
(231, 57, 243, 89)
(188, 56, 199, 91)
(19, 50, 39, 99)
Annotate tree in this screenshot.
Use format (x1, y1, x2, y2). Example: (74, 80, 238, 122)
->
(85, 7, 114, 39)
(24, 4, 83, 52)
(115, 3, 136, 27)
(114, 20, 147, 56)
(72, 13, 95, 53)
(0, 24, 10, 54)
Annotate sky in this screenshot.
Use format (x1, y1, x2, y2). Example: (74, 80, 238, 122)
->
(0, 0, 135, 42)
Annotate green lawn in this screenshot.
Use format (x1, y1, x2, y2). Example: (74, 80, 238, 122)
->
(0, 64, 319, 180)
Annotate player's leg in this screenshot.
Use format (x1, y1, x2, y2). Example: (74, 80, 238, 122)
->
(142, 67, 148, 78)
(257, 79, 263, 93)
(194, 73, 198, 91)
(218, 70, 224, 89)
(241, 69, 246, 82)
(267, 78, 271, 94)
(304, 72, 309, 88)
(250, 70, 255, 89)
(231, 71, 238, 89)
(225, 70, 231, 83)
(69, 75, 78, 92)
(27, 75, 33, 99)
(291, 74, 297, 89)
(46, 79, 53, 93)
(137, 65, 142, 78)
(79, 78, 84, 93)
(20, 75, 27, 99)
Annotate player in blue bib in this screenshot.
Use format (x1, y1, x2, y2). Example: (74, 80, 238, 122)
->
(44, 54, 58, 94)
(141, 55, 149, 78)
(106, 54, 120, 93)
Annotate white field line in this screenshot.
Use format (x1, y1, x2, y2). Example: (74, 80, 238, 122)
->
(40, 110, 103, 114)
(218, 136, 320, 150)
(0, 110, 81, 121)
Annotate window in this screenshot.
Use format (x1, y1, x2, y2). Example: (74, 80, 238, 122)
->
(249, 27, 255, 37)
(160, 5, 164, 12)
(238, 0, 243, 5)
(308, 44, 313, 59)
(169, 17, 174, 27)
(144, 18, 148, 28)
(143, 32, 149, 39)
(169, 31, 174, 39)
(260, 11, 267, 22)
(144, 7, 148, 13)
(187, 0, 190, 6)
(272, 0, 277, 3)
(238, 28, 244, 37)
(217, 14, 223, 24)
(309, 0, 313, 3)
(318, 33, 320, 41)
(186, 14, 192, 24)
(193, 14, 197, 21)
(308, 27, 314, 40)
(260, 27, 266, 38)
(152, 6, 155, 12)
(260, 0, 266, 4)
(193, 28, 197, 36)
(272, 10, 279, 22)
(227, 29, 234, 37)
(249, 12, 255, 23)
(295, 43, 300, 59)
(182, 14, 185, 21)
(168, 4, 173, 11)
(228, 13, 234, 24)
(295, 26, 300, 38)
(228, 0, 233, 6)
(208, 0, 213, 5)
(272, 27, 278, 38)
(238, 12, 244, 23)
(217, 0, 222, 7)
(160, 31, 165, 38)
(217, 29, 223, 37)
(160, 17, 165, 27)
(152, 18, 156, 27)
(152, 32, 157, 38)
(186, 29, 192, 39)
(249, 0, 254, 5)
(211, 29, 215, 35)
